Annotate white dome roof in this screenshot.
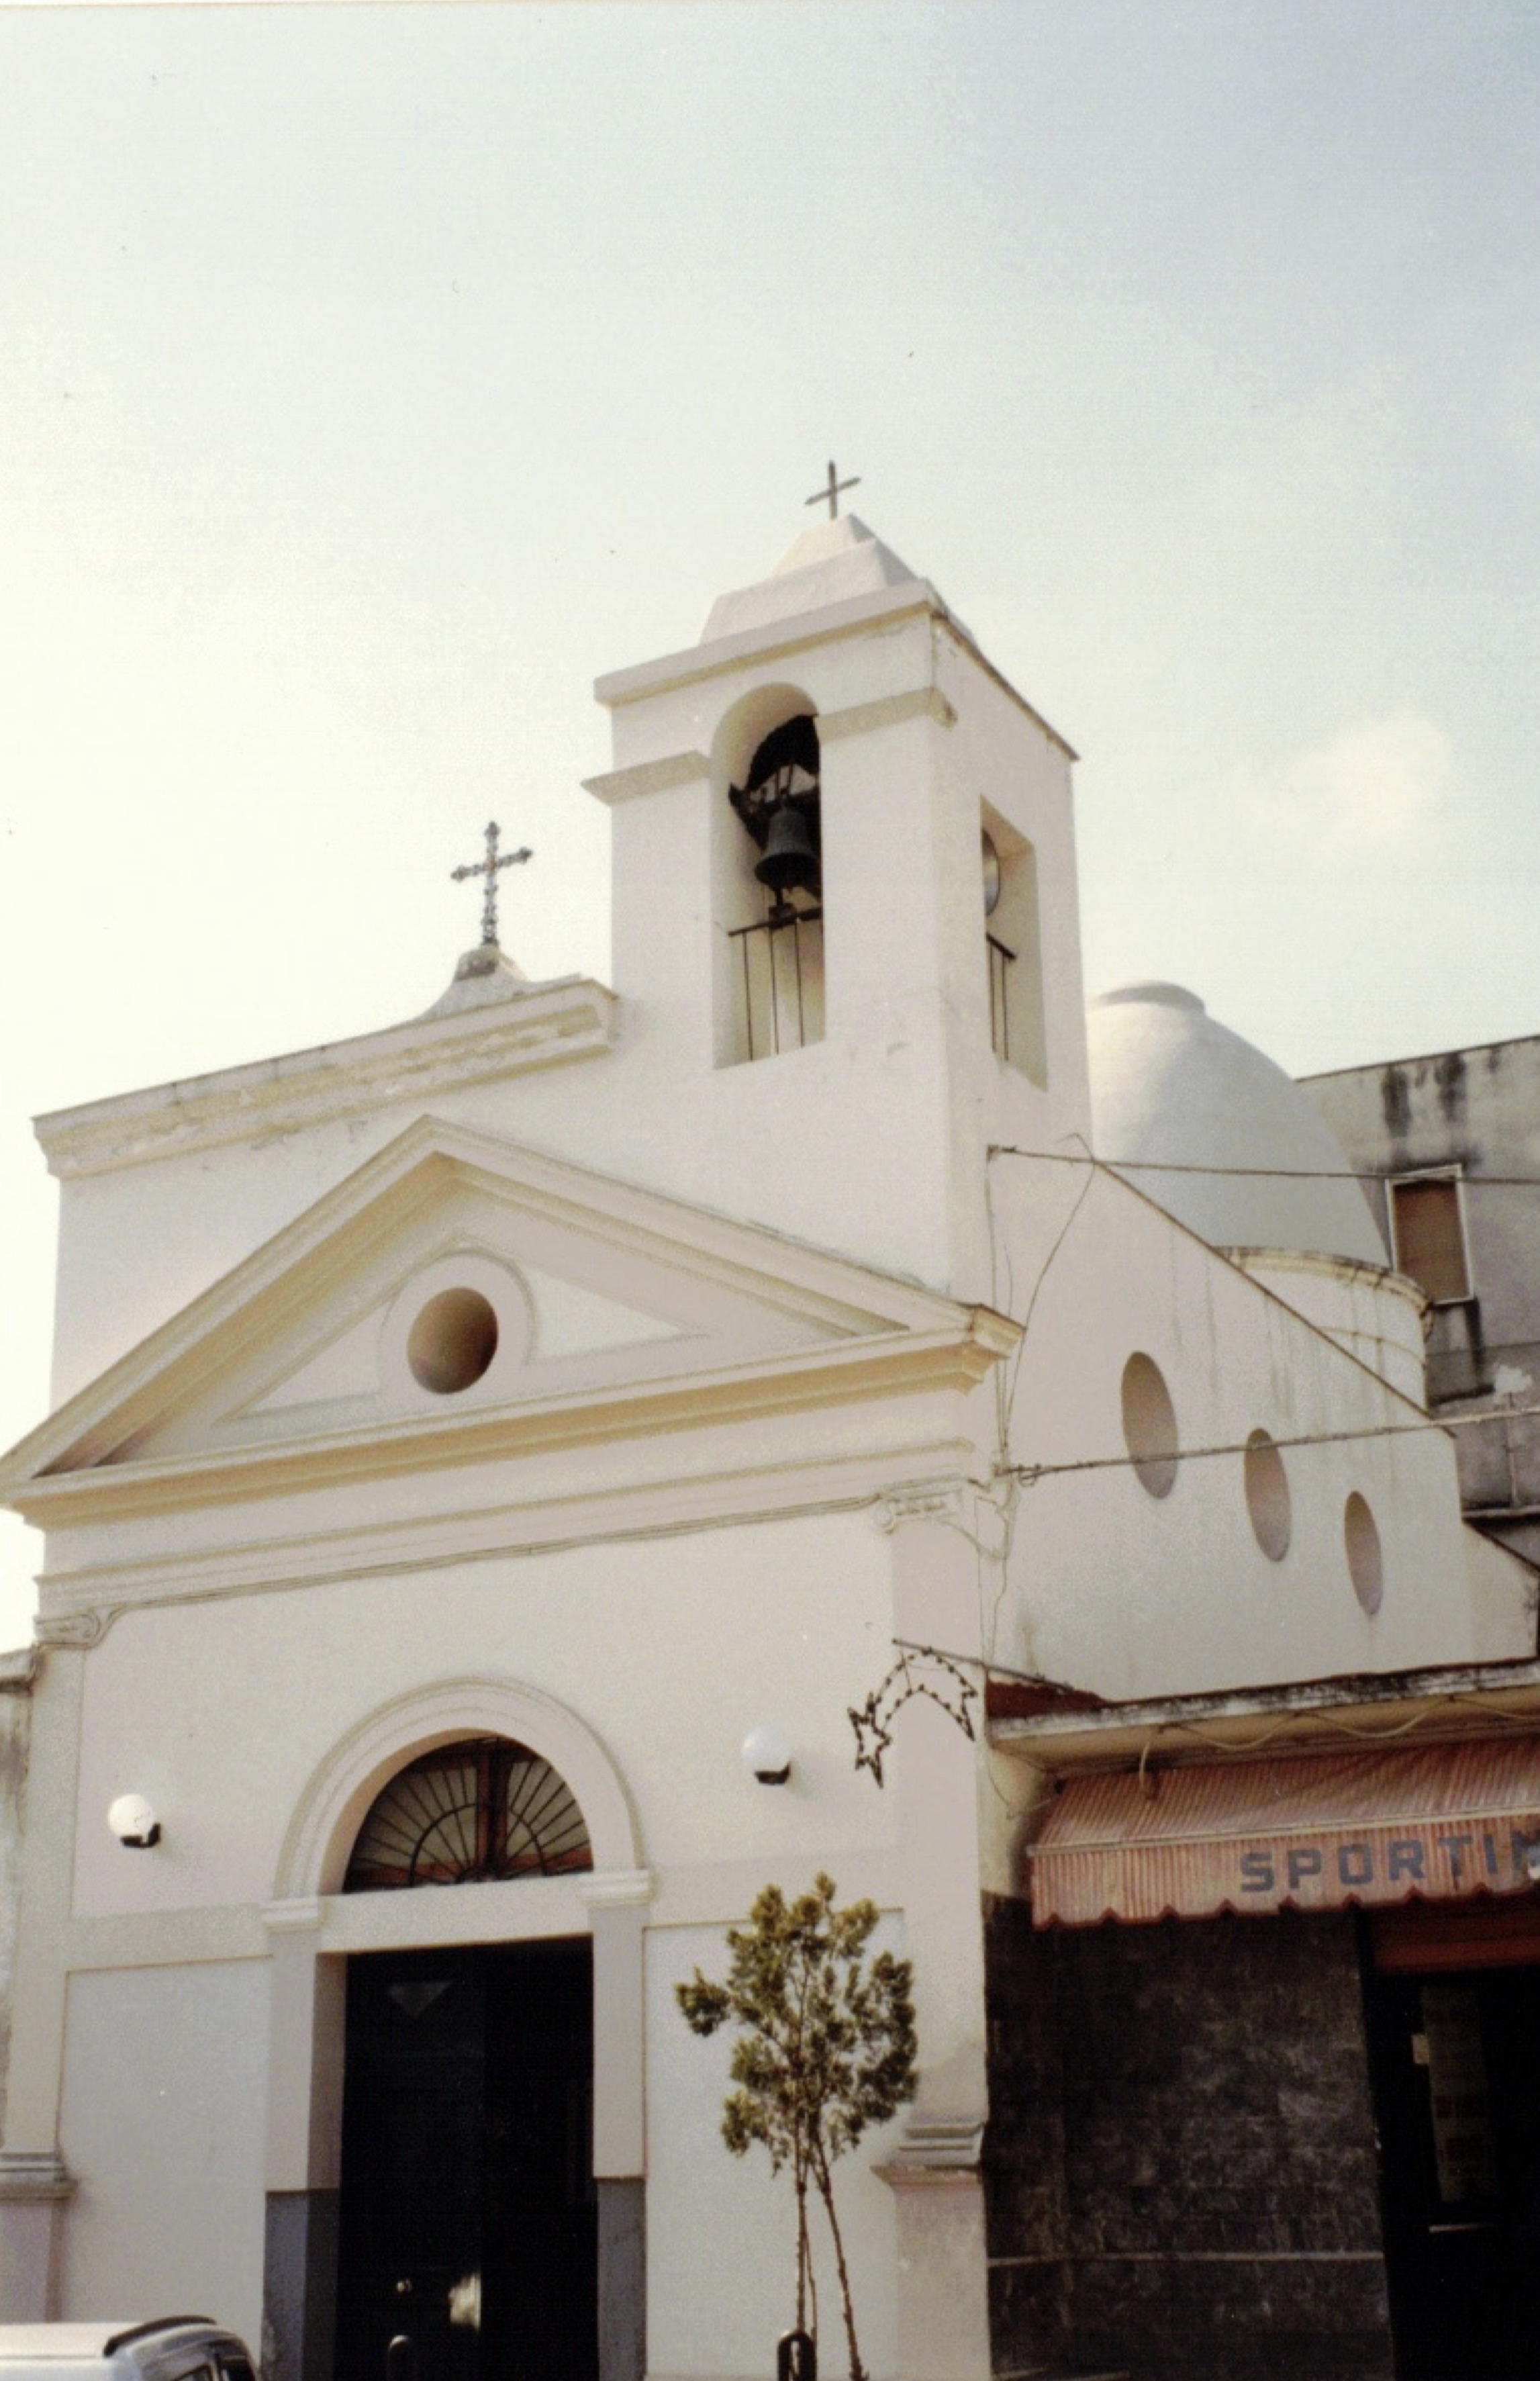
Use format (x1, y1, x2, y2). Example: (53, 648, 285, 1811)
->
(1086, 981, 1387, 1264)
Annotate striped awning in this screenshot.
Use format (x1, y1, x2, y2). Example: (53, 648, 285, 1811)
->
(1029, 1739, 1540, 1926)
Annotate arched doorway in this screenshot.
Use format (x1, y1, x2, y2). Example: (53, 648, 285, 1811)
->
(333, 1739, 597, 2381)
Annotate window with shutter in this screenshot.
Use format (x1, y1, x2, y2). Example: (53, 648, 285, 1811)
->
(1389, 1174, 1472, 1304)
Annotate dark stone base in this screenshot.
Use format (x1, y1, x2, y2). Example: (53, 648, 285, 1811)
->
(983, 1897, 1394, 2381)
(1071, 2253, 1391, 2381)
(262, 2179, 636, 2381)
(597, 2178, 645, 2381)
(263, 2188, 340, 2381)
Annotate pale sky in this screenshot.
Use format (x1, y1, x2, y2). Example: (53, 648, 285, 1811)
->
(2, 0, 1537, 1645)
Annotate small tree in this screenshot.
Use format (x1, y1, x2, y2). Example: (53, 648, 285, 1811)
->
(675, 1873, 917, 2381)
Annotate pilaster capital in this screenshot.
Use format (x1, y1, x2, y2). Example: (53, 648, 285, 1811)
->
(577, 1867, 655, 1912)
(34, 1608, 108, 1650)
(262, 1896, 326, 1936)
(0, 2151, 75, 2203)
(873, 1477, 967, 1535)
(873, 2115, 984, 2187)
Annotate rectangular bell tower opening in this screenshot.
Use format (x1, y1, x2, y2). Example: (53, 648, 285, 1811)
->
(981, 801, 1047, 1087)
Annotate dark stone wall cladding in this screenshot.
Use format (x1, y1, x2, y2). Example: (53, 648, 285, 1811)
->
(983, 1896, 1394, 2381)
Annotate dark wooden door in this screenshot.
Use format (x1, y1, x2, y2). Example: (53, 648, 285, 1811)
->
(334, 1940, 597, 2381)
(1367, 1962, 1540, 2379)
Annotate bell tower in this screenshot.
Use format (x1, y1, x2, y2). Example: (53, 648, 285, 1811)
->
(585, 512, 1092, 1300)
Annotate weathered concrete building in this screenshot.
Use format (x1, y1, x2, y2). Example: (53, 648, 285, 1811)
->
(1304, 1035, 1540, 1571)
(1, 516, 1537, 2381)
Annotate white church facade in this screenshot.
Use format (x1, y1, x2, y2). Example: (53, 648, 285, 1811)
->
(2, 514, 1539, 2381)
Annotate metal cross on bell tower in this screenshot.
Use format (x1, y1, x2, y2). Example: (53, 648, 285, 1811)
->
(804, 459, 860, 520)
(451, 821, 532, 949)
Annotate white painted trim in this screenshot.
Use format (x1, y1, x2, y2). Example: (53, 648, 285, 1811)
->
(275, 1675, 641, 1900)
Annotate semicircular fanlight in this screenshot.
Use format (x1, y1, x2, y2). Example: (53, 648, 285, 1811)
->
(344, 1736, 593, 1892)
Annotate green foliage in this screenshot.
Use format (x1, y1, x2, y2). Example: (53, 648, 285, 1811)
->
(676, 1873, 917, 2381)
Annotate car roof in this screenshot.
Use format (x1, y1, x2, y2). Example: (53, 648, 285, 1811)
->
(0, 2323, 245, 2370)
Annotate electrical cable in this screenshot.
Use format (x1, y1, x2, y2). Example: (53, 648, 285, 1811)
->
(989, 1145, 1540, 1190)
(1000, 1398, 1540, 1485)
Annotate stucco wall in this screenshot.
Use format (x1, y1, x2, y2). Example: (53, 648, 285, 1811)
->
(990, 1164, 1533, 1700)
(644, 1919, 906, 2381)
(68, 1512, 896, 1921)
(58, 1961, 271, 2344)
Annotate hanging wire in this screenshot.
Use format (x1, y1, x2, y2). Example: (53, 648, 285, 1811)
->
(989, 1144, 1540, 1190)
(998, 1399, 1540, 1487)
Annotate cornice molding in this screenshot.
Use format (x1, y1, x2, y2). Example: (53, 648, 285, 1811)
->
(818, 686, 957, 741)
(593, 581, 939, 709)
(578, 694, 956, 810)
(13, 1315, 1012, 1532)
(582, 751, 710, 806)
(35, 978, 618, 1180)
(32, 1432, 979, 1620)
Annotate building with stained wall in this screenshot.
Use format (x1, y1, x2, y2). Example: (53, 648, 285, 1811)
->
(1304, 1034, 1540, 1572)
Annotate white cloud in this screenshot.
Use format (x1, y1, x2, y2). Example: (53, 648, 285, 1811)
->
(1249, 709, 1455, 861)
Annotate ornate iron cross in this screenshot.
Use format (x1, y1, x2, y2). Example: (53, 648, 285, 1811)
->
(451, 821, 532, 948)
(805, 459, 860, 520)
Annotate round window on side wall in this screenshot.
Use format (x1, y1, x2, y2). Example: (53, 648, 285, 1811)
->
(407, 1287, 499, 1395)
(1345, 1491, 1384, 1616)
(1244, 1430, 1292, 1562)
(1121, 1353, 1180, 1499)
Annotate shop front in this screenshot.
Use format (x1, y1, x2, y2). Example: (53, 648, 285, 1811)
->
(984, 1737, 1540, 2381)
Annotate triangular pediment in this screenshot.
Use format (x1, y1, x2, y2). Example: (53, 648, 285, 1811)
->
(1, 1117, 1016, 1515)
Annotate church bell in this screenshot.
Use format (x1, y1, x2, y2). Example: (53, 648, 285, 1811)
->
(755, 803, 820, 900)
(728, 712, 823, 920)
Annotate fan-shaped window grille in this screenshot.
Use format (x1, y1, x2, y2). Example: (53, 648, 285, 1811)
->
(344, 1736, 593, 1892)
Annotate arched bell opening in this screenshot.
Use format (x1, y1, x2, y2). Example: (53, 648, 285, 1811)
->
(710, 684, 825, 1066)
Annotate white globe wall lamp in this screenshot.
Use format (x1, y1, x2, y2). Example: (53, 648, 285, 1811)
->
(107, 1793, 161, 1849)
(741, 1725, 793, 1787)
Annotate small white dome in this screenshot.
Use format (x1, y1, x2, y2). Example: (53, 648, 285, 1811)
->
(1086, 980, 1386, 1264)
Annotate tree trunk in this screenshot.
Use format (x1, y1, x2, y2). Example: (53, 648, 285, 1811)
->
(812, 2143, 864, 2381)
